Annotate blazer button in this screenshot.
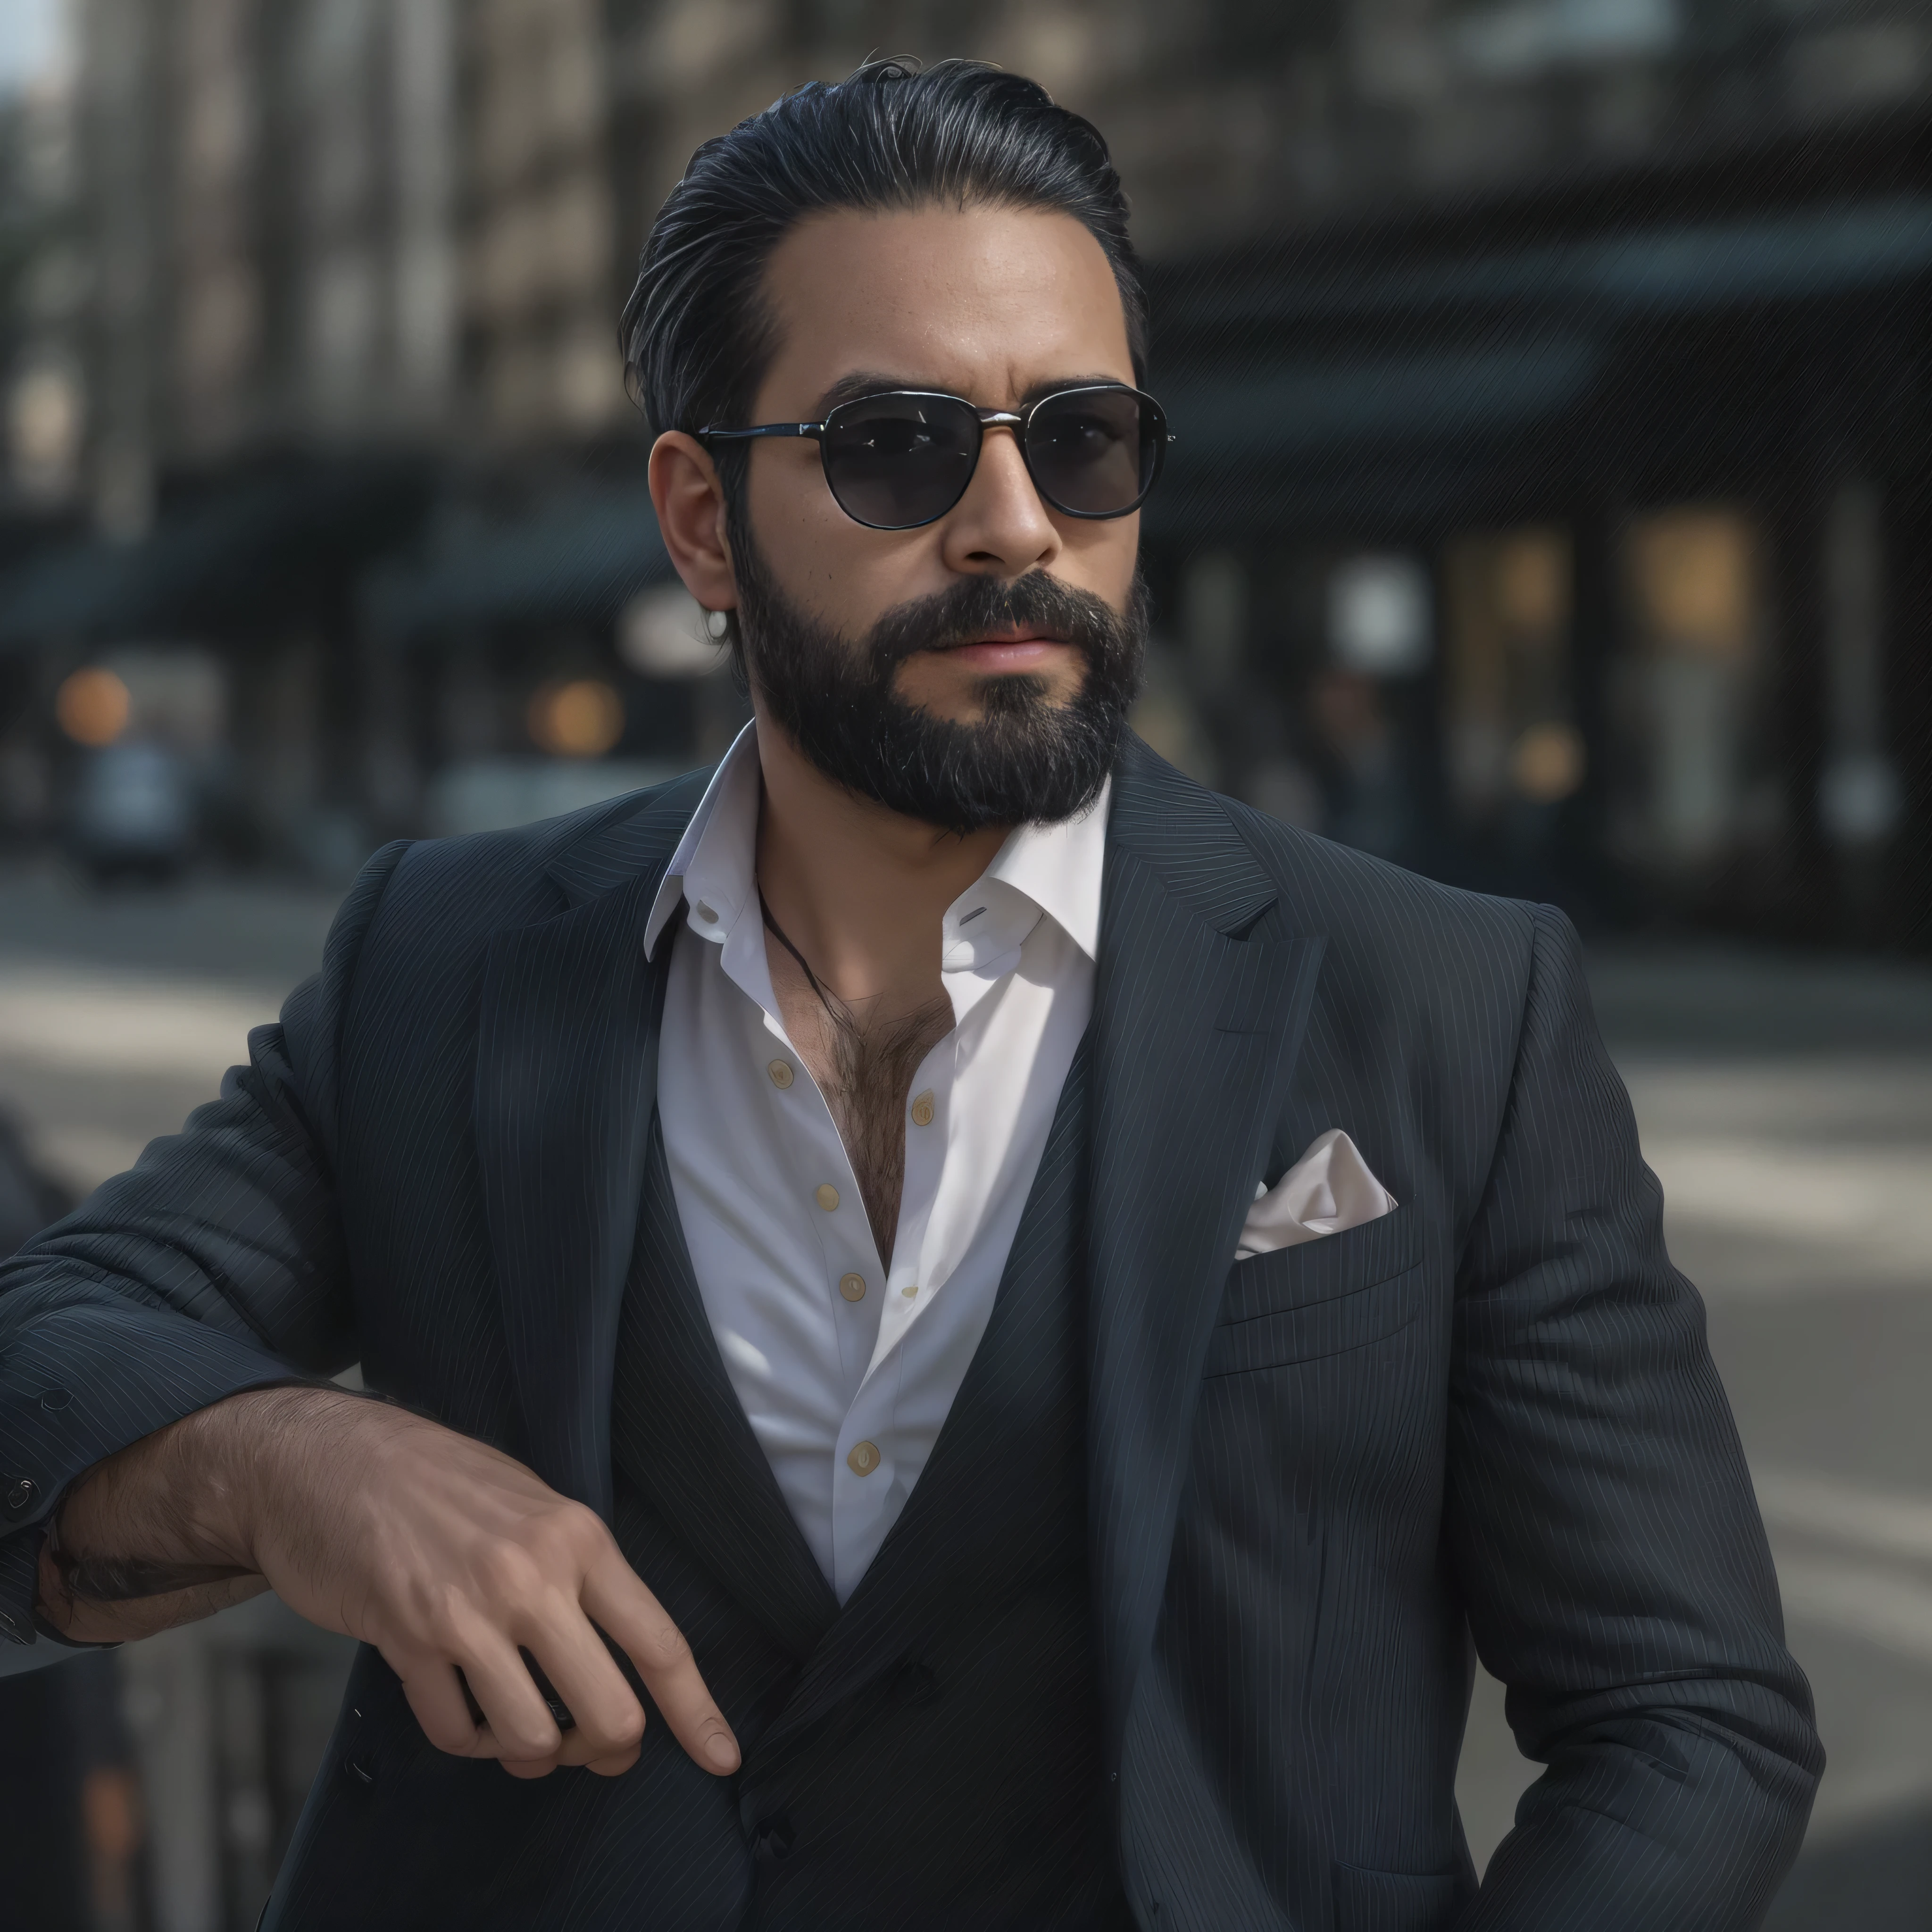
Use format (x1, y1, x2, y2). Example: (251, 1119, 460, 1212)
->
(342, 1755, 375, 1787)
(752, 1815, 795, 1863)
(5, 1478, 35, 1513)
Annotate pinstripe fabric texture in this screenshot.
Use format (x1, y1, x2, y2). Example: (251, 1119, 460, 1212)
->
(0, 734, 1819, 1931)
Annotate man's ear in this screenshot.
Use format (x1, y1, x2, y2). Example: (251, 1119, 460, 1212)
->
(649, 431, 738, 615)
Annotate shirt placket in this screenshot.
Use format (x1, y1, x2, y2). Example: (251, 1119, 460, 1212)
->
(752, 1004, 885, 1395)
(826, 1021, 963, 1584)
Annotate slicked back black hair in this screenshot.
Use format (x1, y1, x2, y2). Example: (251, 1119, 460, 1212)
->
(619, 58, 1147, 471)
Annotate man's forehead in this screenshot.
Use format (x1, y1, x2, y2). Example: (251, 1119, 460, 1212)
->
(756, 202, 1133, 405)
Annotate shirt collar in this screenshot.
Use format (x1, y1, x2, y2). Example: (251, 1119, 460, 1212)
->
(642, 719, 1111, 968)
(643, 720, 761, 960)
(942, 781, 1108, 973)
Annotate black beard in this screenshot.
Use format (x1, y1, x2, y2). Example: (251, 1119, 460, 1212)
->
(732, 531, 1147, 835)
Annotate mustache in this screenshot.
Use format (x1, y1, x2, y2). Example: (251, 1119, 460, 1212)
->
(862, 570, 1134, 672)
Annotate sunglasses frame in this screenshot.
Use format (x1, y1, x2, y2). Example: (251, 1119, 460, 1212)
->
(698, 383, 1173, 531)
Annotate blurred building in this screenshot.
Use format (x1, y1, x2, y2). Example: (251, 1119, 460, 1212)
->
(0, 0, 1925, 924)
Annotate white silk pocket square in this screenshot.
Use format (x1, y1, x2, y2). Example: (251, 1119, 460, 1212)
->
(1236, 1129, 1397, 1261)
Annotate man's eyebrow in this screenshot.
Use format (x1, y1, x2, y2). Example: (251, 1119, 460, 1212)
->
(1016, 373, 1130, 406)
(813, 371, 930, 415)
(812, 371, 1135, 416)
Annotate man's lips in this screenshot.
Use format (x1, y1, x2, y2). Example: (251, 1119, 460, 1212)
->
(930, 632, 1072, 672)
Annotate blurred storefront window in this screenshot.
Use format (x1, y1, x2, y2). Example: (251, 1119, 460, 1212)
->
(1819, 479, 1900, 865)
(1443, 528, 1581, 825)
(1329, 554, 1433, 682)
(1610, 506, 1769, 876)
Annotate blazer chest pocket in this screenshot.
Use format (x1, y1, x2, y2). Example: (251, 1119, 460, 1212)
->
(1205, 1204, 1424, 1376)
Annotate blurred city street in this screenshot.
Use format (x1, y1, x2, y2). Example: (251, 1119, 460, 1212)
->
(1, 0, 1929, 1920)
(0, 861, 1927, 1926)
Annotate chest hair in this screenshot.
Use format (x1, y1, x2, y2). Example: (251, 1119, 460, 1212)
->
(769, 945, 953, 1267)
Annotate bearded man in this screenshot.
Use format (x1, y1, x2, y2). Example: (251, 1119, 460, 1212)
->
(0, 59, 1817, 1932)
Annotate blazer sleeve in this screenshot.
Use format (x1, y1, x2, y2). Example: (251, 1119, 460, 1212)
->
(0, 841, 411, 1657)
(1447, 904, 1822, 1931)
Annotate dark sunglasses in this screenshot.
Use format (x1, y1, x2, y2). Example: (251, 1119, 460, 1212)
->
(699, 383, 1172, 531)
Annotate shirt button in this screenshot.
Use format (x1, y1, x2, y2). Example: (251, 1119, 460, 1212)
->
(910, 1091, 935, 1127)
(839, 1273, 866, 1302)
(695, 901, 719, 924)
(767, 1059, 794, 1089)
(815, 1183, 840, 1212)
(847, 1441, 882, 1476)
(900, 1283, 918, 1299)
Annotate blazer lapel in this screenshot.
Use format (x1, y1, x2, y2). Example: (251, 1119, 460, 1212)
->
(473, 774, 708, 1519)
(1087, 737, 1326, 1762)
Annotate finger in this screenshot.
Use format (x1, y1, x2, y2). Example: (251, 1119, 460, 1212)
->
(583, 1555, 739, 1775)
(453, 1634, 566, 1763)
(516, 1620, 645, 1765)
(397, 1657, 489, 1758)
(547, 1730, 642, 1778)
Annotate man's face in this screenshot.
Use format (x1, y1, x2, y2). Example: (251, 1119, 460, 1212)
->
(742, 201, 1142, 714)
(706, 201, 1147, 831)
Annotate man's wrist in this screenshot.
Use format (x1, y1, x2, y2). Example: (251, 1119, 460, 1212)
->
(54, 1382, 359, 1588)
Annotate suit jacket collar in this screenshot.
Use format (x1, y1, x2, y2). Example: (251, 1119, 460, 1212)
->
(545, 767, 713, 911)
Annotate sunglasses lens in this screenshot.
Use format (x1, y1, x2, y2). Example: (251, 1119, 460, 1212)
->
(1026, 388, 1156, 517)
(821, 394, 980, 528)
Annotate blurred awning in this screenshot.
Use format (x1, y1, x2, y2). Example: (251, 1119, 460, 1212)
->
(1161, 336, 1603, 459)
(0, 456, 432, 652)
(364, 481, 672, 644)
(1155, 193, 1932, 338)
(1142, 187, 1932, 536)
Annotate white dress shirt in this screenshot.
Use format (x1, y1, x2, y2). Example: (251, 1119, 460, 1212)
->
(646, 724, 1104, 1602)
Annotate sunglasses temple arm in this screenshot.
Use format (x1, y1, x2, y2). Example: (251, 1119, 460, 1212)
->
(698, 423, 825, 442)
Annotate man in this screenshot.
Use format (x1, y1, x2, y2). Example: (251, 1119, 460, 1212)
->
(0, 58, 1817, 1932)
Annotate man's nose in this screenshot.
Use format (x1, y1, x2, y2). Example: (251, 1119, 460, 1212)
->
(940, 424, 1061, 577)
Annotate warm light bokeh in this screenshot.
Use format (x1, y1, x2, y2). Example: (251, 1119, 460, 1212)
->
(527, 678, 624, 758)
(55, 667, 133, 747)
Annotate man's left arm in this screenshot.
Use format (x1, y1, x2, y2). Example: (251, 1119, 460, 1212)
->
(1446, 905, 1821, 1931)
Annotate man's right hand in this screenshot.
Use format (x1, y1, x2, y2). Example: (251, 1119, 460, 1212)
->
(37, 1387, 740, 1782)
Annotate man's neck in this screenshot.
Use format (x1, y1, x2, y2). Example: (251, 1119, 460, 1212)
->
(750, 704, 1007, 1011)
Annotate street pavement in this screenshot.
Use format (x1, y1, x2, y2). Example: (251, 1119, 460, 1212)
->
(0, 860, 1928, 1927)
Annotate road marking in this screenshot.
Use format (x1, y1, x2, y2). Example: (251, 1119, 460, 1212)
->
(1643, 1138, 1932, 1247)
(33, 1125, 150, 1194)
(1759, 1467, 1932, 1668)
(1756, 1467, 1932, 1566)
(0, 962, 273, 1079)
(1776, 1556, 1932, 1671)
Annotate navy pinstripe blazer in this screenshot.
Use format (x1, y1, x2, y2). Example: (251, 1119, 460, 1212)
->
(0, 735, 1819, 1931)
